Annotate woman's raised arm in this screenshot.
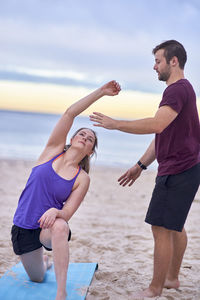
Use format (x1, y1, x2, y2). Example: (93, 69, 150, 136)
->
(37, 81, 120, 163)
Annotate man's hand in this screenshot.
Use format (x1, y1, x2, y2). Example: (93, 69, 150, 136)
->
(118, 165, 142, 187)
(90, 112, 117, 129)
(38, 208, 58, 229)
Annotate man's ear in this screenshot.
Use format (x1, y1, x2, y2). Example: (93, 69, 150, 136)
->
(170, 56, 178, 67)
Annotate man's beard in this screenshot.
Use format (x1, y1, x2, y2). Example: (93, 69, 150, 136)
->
(158, 65, 171, 82)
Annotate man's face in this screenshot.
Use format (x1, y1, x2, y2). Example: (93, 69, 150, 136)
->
(153, 49, 171, 82)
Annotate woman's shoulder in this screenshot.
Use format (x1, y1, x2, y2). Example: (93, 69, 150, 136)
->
(35, 147, 64, 167)
(72, 169, 90, 192)
(79, 169, 90, 181)
(75, 169, 90, 187)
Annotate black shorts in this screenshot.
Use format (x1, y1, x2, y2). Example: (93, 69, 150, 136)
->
(11, 224, 71, 255)
(145, 163, 200, 232)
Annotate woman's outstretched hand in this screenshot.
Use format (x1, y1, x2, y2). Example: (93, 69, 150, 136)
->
(100, 80, 121, 96)
(118, 165, 142, 187)
(89, 80, 120, 128)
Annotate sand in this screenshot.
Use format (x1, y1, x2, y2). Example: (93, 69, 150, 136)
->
(0, 159, 199, 300)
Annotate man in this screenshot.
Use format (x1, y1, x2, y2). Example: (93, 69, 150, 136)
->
(90, 40, 200, 299)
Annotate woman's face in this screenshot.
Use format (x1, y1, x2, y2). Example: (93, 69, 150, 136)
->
(71, 129, 96, 156)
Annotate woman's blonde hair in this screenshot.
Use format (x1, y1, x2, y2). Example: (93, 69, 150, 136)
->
(64, 128, 98, 174)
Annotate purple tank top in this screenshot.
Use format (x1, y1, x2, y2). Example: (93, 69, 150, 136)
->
(13, 152, 81, 229)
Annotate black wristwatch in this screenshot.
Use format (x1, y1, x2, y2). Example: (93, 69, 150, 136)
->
(137, 160, 147, 170)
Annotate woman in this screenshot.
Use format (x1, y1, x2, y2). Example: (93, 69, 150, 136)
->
(11, 80, 121, 300)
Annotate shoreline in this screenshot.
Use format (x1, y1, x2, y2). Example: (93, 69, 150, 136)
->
(0, 158, 199, 299)
(0, 157, 158, 174)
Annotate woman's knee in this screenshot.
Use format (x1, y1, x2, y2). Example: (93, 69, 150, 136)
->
(51, 218, 69, 236)
(29, 273, 45, 283)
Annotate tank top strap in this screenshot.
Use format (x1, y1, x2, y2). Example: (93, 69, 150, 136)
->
(50, 151, 65, 163)
(49, 152, 81, 182)
(73, 166, 82, 181)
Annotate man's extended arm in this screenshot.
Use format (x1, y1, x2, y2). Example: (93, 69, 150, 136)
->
(118, 139, 156, 187)
(90, 105, 178, 134)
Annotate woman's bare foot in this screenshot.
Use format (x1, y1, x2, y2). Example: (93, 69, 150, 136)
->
(44, 255, 52, 270)
(164, 278, 180, 289)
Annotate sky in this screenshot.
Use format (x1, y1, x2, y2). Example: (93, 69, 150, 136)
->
(0, 0, 200, 118)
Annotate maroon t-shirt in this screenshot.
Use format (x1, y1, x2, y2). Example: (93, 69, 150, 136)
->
(155, 79, 200, 176)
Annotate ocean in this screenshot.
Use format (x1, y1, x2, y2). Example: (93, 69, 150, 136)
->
(0, 110, 157, 169)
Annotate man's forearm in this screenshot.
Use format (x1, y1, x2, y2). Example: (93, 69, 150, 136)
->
(114, 118, 160, 134)
(138, 139, 156, 167)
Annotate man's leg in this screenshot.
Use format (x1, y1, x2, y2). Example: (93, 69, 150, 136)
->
(133, 225, 173, 299)
(164, 227, 187, 289)
(149, 226, 173, 295)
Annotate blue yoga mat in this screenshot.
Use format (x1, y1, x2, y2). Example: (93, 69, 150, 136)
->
(0, 262, 98, 300)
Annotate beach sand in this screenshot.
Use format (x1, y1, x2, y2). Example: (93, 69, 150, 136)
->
(0, 159, 199, 299)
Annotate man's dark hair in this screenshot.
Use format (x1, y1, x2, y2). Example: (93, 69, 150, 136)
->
(152, 40, 187, 69)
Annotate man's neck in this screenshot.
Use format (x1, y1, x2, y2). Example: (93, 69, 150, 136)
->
(166, 70, 185, 86)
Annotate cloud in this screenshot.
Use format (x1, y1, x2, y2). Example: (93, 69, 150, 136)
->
(0, 0, 199, 95)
